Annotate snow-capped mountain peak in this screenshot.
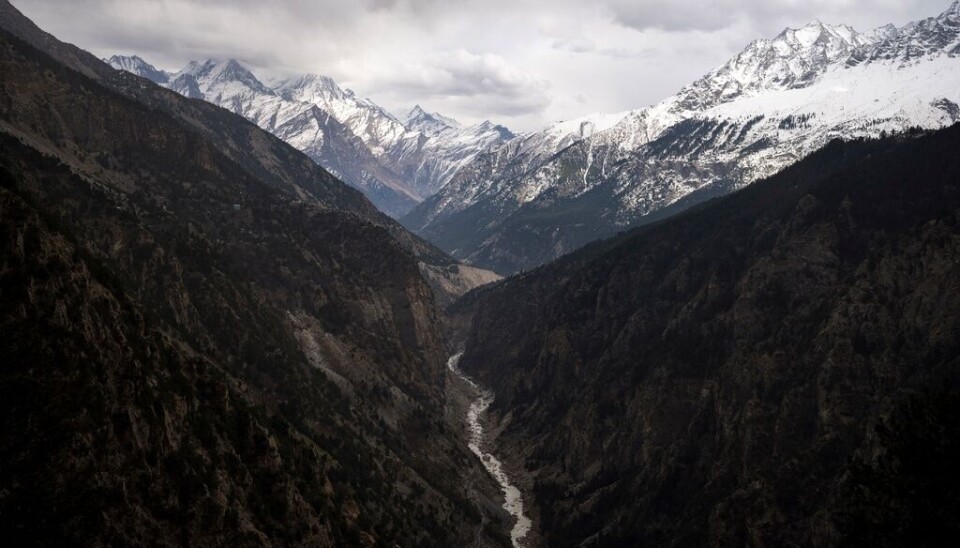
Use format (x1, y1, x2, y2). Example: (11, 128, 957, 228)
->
(106, 50, 516, 214)
(272, 73, 408, 157)
(388, 107, 516, 195)
(945, 0, 960, 17)
(476, 121, 514, 140)
(406, 104, 430, 120)
(174, 59, 273, 97)
(430, 111, 462, 129)
(406, 104, 437, 122)
(405, 105, 461, 133)
(105, 54, 170, 84)
(861, 23, 900, 44)
(275, 73, 351, 104)
(403, 3, 960, 274)
(861, 2, 960, 63)
(670, 20, 873, 113)
(776, 20, 865, 49)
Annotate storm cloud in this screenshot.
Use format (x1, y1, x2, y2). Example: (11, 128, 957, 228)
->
(12, 0, 952, 131)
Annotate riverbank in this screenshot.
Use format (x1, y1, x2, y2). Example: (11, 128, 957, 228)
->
(447, 353, 533, 548)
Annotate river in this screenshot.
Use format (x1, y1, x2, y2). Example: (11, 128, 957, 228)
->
(447, 353, 532, 547)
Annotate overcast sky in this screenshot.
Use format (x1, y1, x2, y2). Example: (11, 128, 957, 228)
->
(14, 0, 953, 131)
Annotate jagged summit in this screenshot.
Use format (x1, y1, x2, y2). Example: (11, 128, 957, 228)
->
(430, 111, 463, 129)
(862, 23, 900, 43)
(775, 21, 865, 50)
(405, 105, 457, 131)
(271, 72, 413, 161)
(275, 72, 352, 103)
(168, 73, 202, 99)
(100, 52, 515, 213)
(408, 104, 429, 118)
(479, 121, 513, 138)
(860, 1, 960, 62)
(106, 54, 149, 69)
(670, 19, 871, 111)
(406, 105, 474, 130)
(105, 54, 170, 84)
(405, 106, 440, 128)
(945, 0, 960, 17)
(281, 72, 339, 88)
(174, 58, 273, 96)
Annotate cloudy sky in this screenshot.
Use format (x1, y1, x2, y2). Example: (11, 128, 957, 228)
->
(14, 0, 952, 131)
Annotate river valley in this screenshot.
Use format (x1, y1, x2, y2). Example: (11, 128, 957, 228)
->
(447, 353, 532, 547)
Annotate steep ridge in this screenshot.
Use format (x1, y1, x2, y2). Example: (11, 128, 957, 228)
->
(95, 56, 501, 303)
(106, 56, 515, 217)
(401, 111, 627, 238)
(105, 54, 171, 84)
(0, 2, 508, 545)
(452, 125, 960, 546)
(389, 106, 516, 197)
(165, 58, 421, 217)
(409, 3, 960, 274)
(273, 73, 407, 158)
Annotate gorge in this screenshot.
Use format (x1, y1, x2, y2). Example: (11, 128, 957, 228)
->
(2, 1, 959, 546)
(448, 353, 533, 547)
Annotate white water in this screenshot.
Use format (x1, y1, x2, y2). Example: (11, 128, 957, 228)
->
(447, 353, 532, 547)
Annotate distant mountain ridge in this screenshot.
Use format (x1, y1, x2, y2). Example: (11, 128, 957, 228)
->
(404, 2, 960, 274)
(105, 55, 514, 217)
(105, 54, 171, 84)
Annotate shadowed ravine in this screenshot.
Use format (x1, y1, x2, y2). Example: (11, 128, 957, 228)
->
(447, 353, 532, 547)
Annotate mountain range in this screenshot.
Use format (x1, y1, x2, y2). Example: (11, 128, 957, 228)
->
(4, 0, 960, 546)
(105, 55, 514, 218)
(104, 4, 960, 276)
(404, 2, 960, 274)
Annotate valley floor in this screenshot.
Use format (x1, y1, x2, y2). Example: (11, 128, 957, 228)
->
(447, 353, 536, 547)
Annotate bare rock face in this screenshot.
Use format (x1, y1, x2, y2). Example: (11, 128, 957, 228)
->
(0, 3, 508, 545)
(453, 126, 960, 546)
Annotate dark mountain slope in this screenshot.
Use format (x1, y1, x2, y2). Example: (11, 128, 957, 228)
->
(0, 1, 362, 214)
(454, 125, 960, 546)
(0, 0, 494, 304)
(0, 154, 435, 546)
(0, 11, 508, 548)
